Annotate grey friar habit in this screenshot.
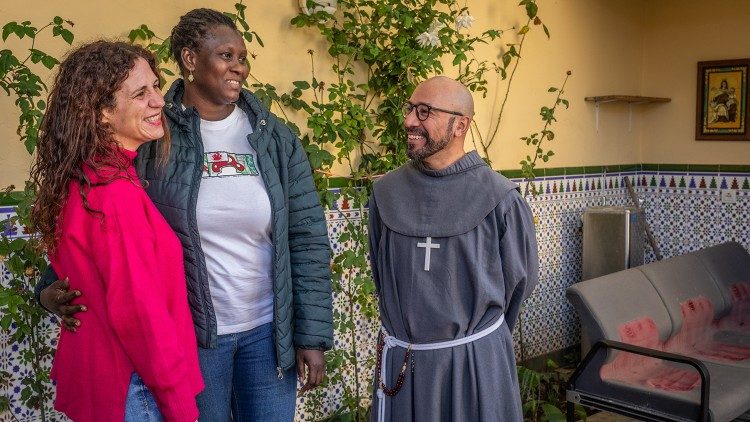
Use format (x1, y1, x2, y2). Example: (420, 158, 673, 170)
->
(368, 151, 539, 422)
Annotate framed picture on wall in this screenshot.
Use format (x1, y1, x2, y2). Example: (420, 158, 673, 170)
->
(696, 58, 750, 141)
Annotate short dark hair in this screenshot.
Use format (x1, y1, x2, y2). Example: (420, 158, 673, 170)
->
(170, 8, 237, 70)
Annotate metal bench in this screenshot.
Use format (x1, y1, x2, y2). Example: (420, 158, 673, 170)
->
(566, 242, 750, 421)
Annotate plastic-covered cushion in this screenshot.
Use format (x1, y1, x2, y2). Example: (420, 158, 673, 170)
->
(665, 296, 750, 367)
(567, 268, 673, 345)
(638, 254, 728, 333)
(695, 242, 750, 307)
(600, 316, 701, 392)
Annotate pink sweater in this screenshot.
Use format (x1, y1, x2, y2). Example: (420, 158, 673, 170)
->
(50, 149, 203, 422)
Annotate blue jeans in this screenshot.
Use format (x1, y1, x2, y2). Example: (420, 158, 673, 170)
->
(124, 373, 164, 422)
(196, 322, 297, 422)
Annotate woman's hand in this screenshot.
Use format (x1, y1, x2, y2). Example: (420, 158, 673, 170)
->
(40, 278, 87, 332)
(296, 348, 325, 393)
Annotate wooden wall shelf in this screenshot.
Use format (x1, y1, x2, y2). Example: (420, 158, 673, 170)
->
(585, 95, 671, 104)
(585, 95, 671, 131)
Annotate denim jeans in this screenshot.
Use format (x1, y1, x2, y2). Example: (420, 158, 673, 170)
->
(196, 322, 297, 422)
(124, 372, 164, 422)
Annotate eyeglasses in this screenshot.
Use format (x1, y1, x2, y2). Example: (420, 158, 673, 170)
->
(402, 102, 464, 121)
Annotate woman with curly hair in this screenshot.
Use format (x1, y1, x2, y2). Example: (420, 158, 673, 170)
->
(31, 41, 203, 421)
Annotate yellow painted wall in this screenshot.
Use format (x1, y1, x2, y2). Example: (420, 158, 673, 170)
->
(0, 0, 323, 188)
(467, 0, 647, 169)
(641, 0, 750, 164)
(4, 0, 744, 189)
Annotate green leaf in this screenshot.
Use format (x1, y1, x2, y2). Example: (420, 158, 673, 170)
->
(548, 87, 558, 92)
(128, 28, 142, 42)
(0, 312, 12, 330)
(518, 25, 530, 35)
(502, 53, 511, 68)
(541, 403, 566, 422)
(60, 28, 74, 44)
(41, 55, 58, 70)
(53, 16, 63, 25)
(525, 2, 538, 19)
(293, 80, 311, 90)
(25, 136, 35, 154)
(543, 24, 550, 39)
(22, 25, 36, 39)
(9, 238, 26, 252)
(254, 32, 264, 47)
(2, 22, 17, 41)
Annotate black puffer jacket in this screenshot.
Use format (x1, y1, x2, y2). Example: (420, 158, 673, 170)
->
(139, 80, 334, 371)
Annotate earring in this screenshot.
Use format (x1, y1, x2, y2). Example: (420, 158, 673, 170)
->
(187, 71, 195, 83)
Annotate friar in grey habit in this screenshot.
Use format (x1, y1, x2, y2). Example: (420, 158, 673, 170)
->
(368, 76, 539, 421)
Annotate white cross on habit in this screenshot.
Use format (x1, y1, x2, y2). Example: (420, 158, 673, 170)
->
(417, 237, 440, 271)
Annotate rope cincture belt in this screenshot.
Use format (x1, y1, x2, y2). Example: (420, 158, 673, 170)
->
(375, 314, 506, 422)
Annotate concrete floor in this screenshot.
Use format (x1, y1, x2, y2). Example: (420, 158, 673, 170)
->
(585, 410, 750, 422)
(585, 411, 638, 421)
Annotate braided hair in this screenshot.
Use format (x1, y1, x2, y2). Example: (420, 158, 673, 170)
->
(170, 8, 238, 71)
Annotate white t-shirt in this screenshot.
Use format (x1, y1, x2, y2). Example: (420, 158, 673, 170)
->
(195, 105, 273, 335)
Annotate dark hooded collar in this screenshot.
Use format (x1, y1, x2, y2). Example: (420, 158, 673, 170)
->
(413, 150, 487, 177)
(163, 79, 271, 132)
(373, 150, 519, 237)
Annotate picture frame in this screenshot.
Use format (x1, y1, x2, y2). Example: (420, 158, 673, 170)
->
(696, 58, 750, 141)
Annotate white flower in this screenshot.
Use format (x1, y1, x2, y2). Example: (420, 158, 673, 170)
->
(320, 5, 337, 14)
(416, 21, 445, 48)
(416, 31, 441, 48)
(300, 0, 337, 15)
(455, 12, 475, 30)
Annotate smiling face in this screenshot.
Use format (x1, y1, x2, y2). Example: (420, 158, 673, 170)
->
(405, 113, 456, 162)
(404, 82, 461, 164)
(101, 57, 165, 151)
(182, 24, 249, 119)
(403, 77, 475, 169)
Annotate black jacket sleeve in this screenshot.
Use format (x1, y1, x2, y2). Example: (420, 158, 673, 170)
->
(34, 265, 59, 312)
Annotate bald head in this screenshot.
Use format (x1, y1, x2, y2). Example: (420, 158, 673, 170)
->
(404, 76, 475, 169)
(414, 76, 475, 118)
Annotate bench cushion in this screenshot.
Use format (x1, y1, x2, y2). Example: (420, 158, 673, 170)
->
(695, 241, 750, 310)
(567, 268, 673, 347)
(637, 254, 729, 333)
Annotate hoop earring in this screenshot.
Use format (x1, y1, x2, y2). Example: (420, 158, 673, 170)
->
(187, 71, 195, 83)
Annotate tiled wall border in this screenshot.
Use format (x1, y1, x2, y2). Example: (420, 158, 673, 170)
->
(2, 163, 749, 421)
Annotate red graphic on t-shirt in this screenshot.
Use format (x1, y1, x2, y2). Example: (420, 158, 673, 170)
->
(210, 152, 246, 173)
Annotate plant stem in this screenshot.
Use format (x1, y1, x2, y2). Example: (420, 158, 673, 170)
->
(483, 19, 531, 156)
(20, 23, 53, 66)
(523, 71, 571, 197)
(309, 53, 320, 104)
(247, 72, 293, 122)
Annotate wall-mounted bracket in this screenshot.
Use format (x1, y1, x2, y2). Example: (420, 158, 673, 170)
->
(585, 95, 671, 132)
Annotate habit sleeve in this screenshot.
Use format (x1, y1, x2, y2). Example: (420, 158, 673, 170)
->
(367, 194, 382, 293)
(498, 191, 539, 331)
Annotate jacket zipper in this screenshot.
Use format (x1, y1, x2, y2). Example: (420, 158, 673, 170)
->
(247, 113, 284, 378)
(186, 104, 217, 349)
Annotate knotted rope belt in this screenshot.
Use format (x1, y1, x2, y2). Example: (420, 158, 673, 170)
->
(375, 314, 506, 422)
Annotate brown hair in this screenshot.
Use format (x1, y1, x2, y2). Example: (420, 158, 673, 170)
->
(30, 40, 170, 251)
